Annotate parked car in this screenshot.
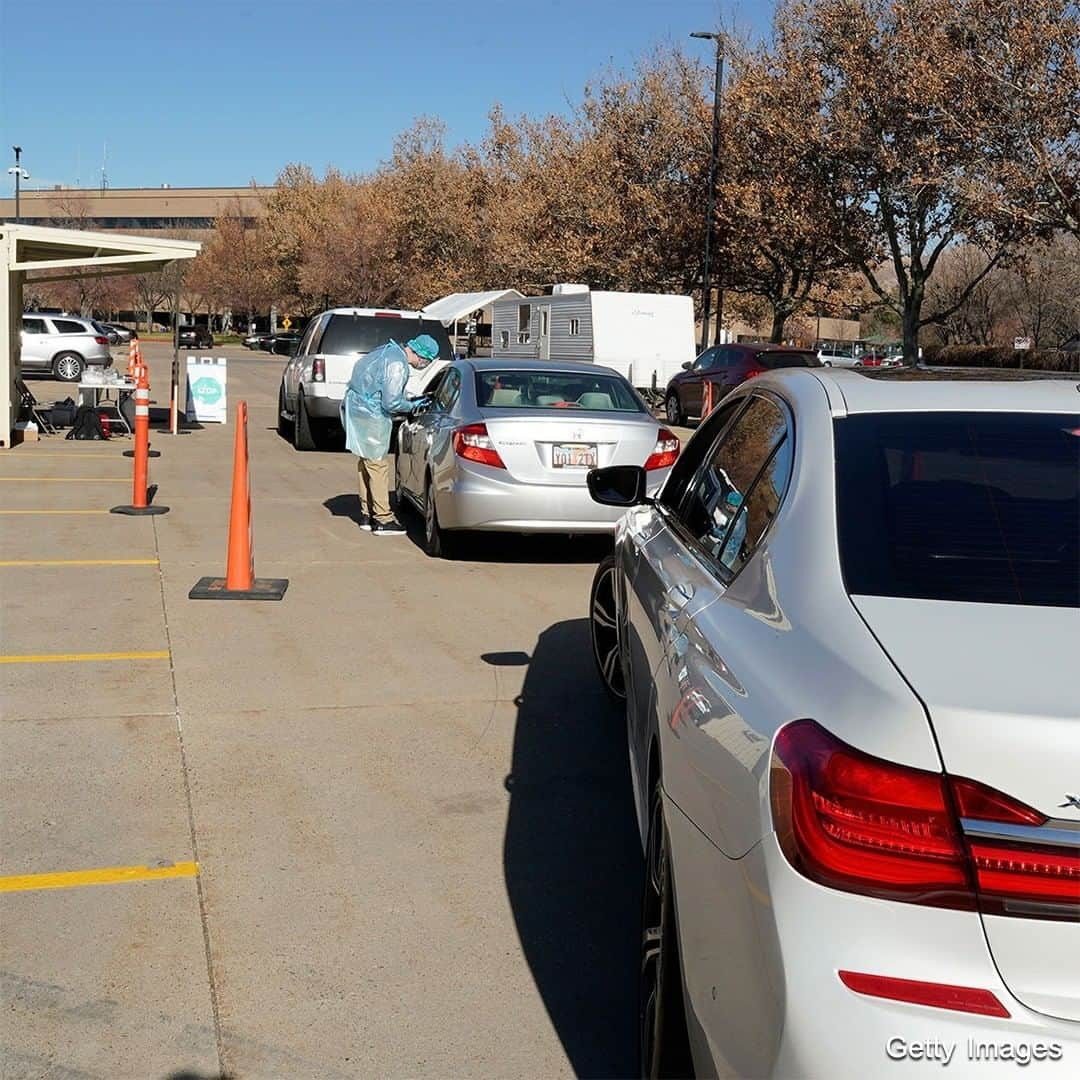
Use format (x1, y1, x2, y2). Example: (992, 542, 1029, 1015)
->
(277, 307, 454, 451)
(395, 359, 680, 556)
(91, 320, 120, 345)
(243, 331, 263, 350)
(853, 353, 903, 368)
(178, 325, 213, 349)
(816, 346, 862, 367)
(665, 343, 821, 425)
(19, 314, 113, 381)
(586, 366, 1080, 1077)
(268, 331, 302, 356)
(104, 323, 137, 343)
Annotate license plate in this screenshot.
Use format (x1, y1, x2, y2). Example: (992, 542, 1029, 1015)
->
(552, 443, 598, 468)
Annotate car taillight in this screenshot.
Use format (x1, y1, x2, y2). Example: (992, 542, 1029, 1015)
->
(743, 365, 766, 380)
(644, 427, 680, 470)
(94, 336, 109, 345)
(311, 358, 325, 382)
(770, 719, 1080, 917)
(453, 423, 506, 469)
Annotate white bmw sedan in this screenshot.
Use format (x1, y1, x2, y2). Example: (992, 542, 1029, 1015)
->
(395, 359, 678, 557)
(586, 367, 1080, 1076)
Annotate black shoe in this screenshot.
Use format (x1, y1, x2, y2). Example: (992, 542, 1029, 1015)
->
(371, 520, 406, 536)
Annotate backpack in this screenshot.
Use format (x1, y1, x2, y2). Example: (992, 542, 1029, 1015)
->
(65, 405, 109, 440)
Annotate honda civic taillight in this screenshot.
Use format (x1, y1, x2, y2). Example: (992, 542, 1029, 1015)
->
(311, 357, 325, 382)
(644, 427, 680, 471)
(453, 423, 505, 469)
(770, 719, 1080, 918)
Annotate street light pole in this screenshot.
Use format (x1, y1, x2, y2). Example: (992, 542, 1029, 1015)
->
(9, 146, 29, 224)
(691, 32, 725, 351)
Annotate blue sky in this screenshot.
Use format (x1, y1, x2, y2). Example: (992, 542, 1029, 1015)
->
(1, 0, 775, 194)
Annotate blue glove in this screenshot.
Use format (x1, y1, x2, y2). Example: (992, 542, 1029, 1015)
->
(409, 396, 432, 414)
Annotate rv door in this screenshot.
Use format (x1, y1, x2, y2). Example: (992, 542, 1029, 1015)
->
(537, 305, 551, 360)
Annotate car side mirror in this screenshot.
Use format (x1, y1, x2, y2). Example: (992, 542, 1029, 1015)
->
(587, 465, 648, 507)
(681, 360, 692, 371)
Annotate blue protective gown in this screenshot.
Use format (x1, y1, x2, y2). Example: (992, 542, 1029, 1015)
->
(340, 340, 412, 459)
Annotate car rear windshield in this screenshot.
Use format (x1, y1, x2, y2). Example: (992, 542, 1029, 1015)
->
(318, 316, 453, 360)
(755, 350, 821, 369)
(835, 412, 1080, 607)
(475, 370, 644, 411)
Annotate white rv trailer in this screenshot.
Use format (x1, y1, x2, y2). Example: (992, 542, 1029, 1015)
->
(489, 285, 695, 390)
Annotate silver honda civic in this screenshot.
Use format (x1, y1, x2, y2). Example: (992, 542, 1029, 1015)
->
(395, 358, 679, 557)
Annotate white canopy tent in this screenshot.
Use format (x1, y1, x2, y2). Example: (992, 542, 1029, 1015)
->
(421, 289, 525, 326)
(1, 224, 201, 448)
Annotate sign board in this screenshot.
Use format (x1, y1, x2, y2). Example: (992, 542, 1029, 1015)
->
(282, 316, 292, 330)
(1014, 336, 1032, 351)
(185, 357, 228, 423)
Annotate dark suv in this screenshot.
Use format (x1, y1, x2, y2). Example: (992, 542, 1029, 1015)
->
(664, 342, 821, 425)
(178, 325, 214, 349)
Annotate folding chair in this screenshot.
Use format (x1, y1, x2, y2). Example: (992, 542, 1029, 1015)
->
(14, 378, 57, 435)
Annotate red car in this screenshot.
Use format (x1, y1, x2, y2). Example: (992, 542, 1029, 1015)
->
(664, 342, 821, 425)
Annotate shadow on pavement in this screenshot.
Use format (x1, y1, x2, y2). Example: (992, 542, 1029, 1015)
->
(497, 619, 641, 1077)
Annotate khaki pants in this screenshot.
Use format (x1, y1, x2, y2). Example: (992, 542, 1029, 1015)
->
(357, 455, 393, 525)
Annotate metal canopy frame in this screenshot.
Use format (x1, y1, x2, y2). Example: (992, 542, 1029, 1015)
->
(1, 224, 201, 448)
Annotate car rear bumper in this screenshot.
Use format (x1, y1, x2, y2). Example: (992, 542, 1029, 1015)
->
(305, 382, 346, 419)
(436, 461, 669, 532)
(666, 804, 1080, 1077)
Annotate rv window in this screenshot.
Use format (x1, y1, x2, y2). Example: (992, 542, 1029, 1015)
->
(517, 304, 531, 344)
(569, 318, 580, 336)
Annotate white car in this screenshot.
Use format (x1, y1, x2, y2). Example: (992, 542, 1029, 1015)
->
(586, 367, 1080, 1076)
(277, 307, 453, 450)
(20, 314, 114, 381)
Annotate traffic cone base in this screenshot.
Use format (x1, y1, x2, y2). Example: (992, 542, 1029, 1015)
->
(111, 504, 170, 516)
(123, 448, 162, 458)
(188, 575, 288, 601)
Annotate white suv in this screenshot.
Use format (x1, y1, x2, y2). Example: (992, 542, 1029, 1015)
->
(20, 315, 114, 381)
(277, 307, 453, 450)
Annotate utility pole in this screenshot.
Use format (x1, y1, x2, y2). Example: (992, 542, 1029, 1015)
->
(9, 146, 29, 223)
(691, 32, 725, 350)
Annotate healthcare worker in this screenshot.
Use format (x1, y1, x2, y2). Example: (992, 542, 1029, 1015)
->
(341, 334, 439, 535)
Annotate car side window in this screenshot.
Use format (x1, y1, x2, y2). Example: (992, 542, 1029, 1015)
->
(658, 398, 747, 512)
(675, 396, 790, 574)
(298, 316, 325, 357)
(22, 318, 47, 334)
(52, 319, 86, 334)
(692, 347, 716, 372)
(434, 368, 461, 412)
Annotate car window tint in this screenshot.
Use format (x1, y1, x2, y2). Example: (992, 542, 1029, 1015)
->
(692, 348, 716, 372)
(319, 316, 453, 360)
(658, 398, 747, 512)
(677, 396, 788, 568)
(835, 412, 1080, 607)
(22, 318, 47, 334)
(52, 319, 87, 334)
(434, 368, 461, 412)
(756, 350, 821, 370)
(718, 436, 793, 574)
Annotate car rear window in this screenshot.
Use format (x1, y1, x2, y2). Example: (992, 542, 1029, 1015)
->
(475, 370, 644, 411)
(317, 316, 453, 360)
(835, 412, 1080, 607)
(755, 350, 821, 370)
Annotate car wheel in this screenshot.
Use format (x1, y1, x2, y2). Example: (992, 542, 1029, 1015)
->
(294, 390, 317, 451)
(53, 352, 85, 382)
(277, 384, 293, 439)
(424, 475, 456, 558)
(590, 554, 626, 700)
(640, 781, 694, 1079)
(665, 392, 683, 427)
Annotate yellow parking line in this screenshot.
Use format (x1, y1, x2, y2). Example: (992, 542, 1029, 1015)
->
(0, 509, 110, 515)
(0, 477, 127, 483)
(0, 650, 169, 665)
(0, 861, 198, 894)
(0, 559, 159, 567)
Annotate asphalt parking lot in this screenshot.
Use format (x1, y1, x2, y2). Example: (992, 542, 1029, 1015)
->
(0, 343, 670, 1078)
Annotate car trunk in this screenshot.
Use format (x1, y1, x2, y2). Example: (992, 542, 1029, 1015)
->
(851, 595, 1080, 1022)
(479, 411, 658, 486)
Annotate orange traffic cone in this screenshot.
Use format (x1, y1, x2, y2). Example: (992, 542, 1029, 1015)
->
(111, 364, 168, 516)
(126, 338, 138, 378)
(189, 400, 288, 601)
(702, 379, 714, 419)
